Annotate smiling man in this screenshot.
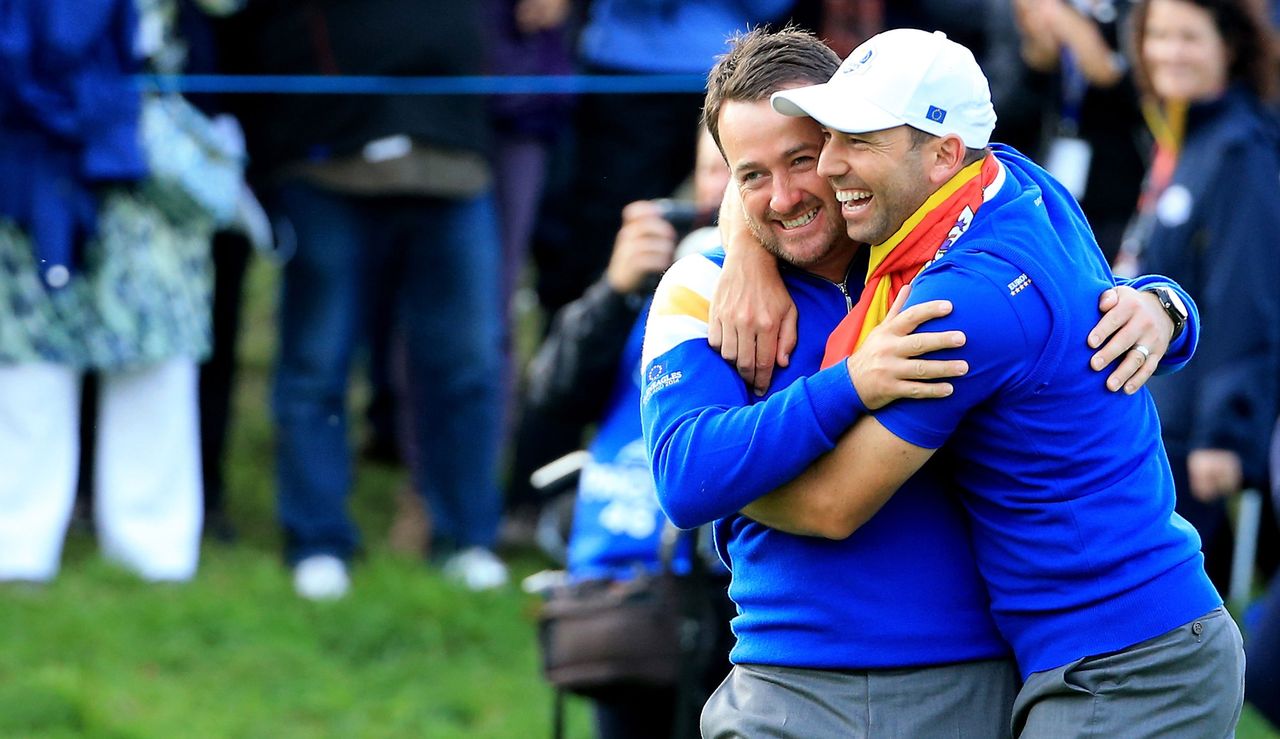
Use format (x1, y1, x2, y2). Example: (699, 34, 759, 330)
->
(639, 27, 1204, 738)
(754, 28, 1243, 736)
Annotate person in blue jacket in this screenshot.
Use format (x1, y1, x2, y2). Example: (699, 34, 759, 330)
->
(1119, 0, 1280, 726)
(641, 27, 1205, 738)
(744, 27, 1239, 736)
(1122, 0, 1280, 597)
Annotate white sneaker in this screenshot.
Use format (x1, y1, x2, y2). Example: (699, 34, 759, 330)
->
(292, 554, 350, 601)
(442, 547, 509, 591)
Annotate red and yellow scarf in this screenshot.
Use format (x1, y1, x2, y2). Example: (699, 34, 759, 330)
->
(821, 153, 1000, 368)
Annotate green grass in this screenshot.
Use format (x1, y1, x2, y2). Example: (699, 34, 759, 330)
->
(0, 258, 594, 738)
(3, 257, 1277, 738)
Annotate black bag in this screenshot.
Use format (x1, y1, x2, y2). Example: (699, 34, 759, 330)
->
(537, 526, 720, 739)
(537, 570, 695, 698)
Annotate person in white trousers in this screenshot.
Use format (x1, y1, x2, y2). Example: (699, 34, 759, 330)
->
(0, 360, 203, 582)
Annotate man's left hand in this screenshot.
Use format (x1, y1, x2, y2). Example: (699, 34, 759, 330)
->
(1088, 286, 1175, 394)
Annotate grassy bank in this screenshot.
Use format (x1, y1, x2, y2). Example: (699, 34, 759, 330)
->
(0, 258, 592, 738)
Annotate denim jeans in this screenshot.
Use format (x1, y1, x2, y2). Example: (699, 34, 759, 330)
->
(271, 181, 503, 563)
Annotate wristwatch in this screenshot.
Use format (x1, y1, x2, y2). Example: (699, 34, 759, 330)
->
(1141, 285, 1188, 341)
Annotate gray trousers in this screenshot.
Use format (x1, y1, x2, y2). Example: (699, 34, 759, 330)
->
(1012, 607, 1245, 738)
(701, 659, 1019, 738)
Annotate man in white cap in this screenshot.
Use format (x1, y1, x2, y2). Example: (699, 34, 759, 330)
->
(641, 26, 1212, 739)
(751, 27, 1243, 736)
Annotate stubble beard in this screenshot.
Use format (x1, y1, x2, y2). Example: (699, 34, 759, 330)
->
(746, 214, 843, 271)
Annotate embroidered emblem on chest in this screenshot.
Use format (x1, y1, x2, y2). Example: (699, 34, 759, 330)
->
(1007, 273, 1032, 296)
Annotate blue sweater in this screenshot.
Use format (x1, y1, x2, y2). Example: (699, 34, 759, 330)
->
(641, 249, 1009, 669)
(875, 147, 1220, 678)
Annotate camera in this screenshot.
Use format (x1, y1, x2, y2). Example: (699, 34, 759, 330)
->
(652, 198, 705, 241)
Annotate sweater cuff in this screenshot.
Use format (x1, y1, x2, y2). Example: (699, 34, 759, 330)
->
(806, 362, 868, 442)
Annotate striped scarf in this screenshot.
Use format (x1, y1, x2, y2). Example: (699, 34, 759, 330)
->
(821, 153, 1001, 369)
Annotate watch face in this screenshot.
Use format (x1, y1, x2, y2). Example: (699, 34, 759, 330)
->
(1165, 288, 1187, 319)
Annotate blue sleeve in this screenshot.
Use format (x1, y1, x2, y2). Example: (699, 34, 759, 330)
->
(1115, 273, 1200, 374)
(639, 258, 865, 529)
(872, 255, 1042, 448)
(642, 343, 863, 528)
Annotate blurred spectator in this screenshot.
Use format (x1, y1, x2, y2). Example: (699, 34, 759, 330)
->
(1012, 0, 1147, 263)
(226, 0, 507, 598)
(527, 131, 733, 738)
(361, 0, 571, 476)
(1123, 0, 1280, 595)
(0, 0, 248, 581)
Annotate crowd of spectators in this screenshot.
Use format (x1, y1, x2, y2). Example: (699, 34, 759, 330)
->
(2, 0, 1280, 731)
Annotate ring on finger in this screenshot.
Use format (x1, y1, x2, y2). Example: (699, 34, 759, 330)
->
(1132, 344, 1151, 361)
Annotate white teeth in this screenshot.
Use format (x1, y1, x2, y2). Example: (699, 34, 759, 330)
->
(836, 190, 871, 204)
(780, 208, 818, 229)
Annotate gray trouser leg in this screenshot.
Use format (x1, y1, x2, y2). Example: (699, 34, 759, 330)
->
(701, 659, 1018, 738)
(1013, 607, 1245, 738)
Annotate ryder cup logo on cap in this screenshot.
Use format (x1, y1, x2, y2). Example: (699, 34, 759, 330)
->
(771, 29, 997, 149)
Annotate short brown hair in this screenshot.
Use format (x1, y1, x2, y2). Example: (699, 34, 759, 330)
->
(702, 27, 841, 155)
(905, 126, 988, 165)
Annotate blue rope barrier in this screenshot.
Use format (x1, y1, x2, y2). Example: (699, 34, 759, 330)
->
(135, 73, 709, 95)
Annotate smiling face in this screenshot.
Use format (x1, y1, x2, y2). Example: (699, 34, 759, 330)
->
(1142, 0, 1230, 102)
(717, 97, 852, 281)
(817, 126, 937, 246)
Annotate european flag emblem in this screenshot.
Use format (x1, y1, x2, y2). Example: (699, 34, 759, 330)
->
(926, 106, 947, 123)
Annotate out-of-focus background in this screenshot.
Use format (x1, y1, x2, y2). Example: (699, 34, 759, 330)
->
(3, 0, 1280, 736)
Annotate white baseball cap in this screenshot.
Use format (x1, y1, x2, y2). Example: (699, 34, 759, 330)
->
(771, 29, 997, 149)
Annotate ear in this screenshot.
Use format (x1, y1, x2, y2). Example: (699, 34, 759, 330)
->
(927, 134, 968, 186)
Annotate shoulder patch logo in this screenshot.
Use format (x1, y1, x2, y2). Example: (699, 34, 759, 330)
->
(1007, 273, 1032, 296)
(642, 368, 683, 404)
